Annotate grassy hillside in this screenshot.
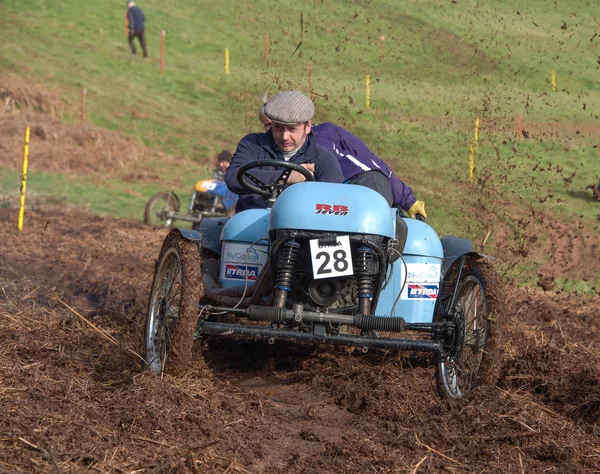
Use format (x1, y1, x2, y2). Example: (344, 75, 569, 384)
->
(1, 0, 599, 288)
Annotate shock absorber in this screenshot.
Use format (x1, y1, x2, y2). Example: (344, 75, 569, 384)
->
(273, 240, 300, 307)
(356, 246, 374, 315)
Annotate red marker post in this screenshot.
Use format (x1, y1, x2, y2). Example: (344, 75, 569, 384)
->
(517, 112, 523, 141)
(81, 88, 87, 124)
(264, 34, 269, 64)
(160, 30, 165, 74)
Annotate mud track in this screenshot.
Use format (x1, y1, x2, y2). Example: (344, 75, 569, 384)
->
(0, 207, 598, 473)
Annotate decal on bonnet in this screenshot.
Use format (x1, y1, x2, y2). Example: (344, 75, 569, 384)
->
(315, 204, 349, 215)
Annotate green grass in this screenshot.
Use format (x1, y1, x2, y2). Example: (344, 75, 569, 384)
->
(0, 168, 191, 221)
(1, 0, 599, 287)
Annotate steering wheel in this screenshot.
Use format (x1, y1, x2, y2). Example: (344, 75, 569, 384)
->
(236, 160, 315, 200)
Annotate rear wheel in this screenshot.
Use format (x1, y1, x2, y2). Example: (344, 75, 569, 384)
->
(144, 232, 203, 374)
(144, 191, 180, 228)
(435, 263, 503, 399)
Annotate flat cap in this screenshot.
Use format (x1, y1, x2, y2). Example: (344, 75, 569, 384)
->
(264, 91, 314, 124)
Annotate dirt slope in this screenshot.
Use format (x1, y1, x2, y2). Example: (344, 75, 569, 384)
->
(0, 207, 598, 473)
(0, 76, 599, 473)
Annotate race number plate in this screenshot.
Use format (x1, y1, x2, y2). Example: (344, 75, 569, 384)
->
(309, 235, 354, 279)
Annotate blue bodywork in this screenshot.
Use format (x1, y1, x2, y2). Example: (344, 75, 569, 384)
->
(270, 182, 395, 238)
(376, 218, 444, 323)
(207, 181, 238, 211)
(179, 178, 484, 324)
(220, 208, 270, 244)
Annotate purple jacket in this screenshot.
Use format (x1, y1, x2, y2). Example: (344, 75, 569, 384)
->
(226, 130, 344, 212)
(312, 122, 416, 211)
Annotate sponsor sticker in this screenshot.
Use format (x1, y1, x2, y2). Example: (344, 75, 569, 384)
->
(220, 242, 268, 282)
(225, 264, 260, 280)
(400, 263, 441, 300)
(406, 284, 439, 299)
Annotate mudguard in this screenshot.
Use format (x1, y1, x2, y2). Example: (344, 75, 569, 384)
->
(167, 228, 203, 251)
(441, 235, 495, 277)
(195, 217, 230, 254)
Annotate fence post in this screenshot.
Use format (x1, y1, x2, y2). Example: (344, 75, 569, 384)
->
(160, 30, 165, 74)
(17, 126, 30, 232)
(81, 88, 86, 124)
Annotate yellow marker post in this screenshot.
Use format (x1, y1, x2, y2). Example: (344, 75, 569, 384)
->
(469, 118, 480, 183)
(551, 68, 557, 92)
(225, 48, 230, 75)
(366, 75, 371, 109)
(18, 126, 30, 232)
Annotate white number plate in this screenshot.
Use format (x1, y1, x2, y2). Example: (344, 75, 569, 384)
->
(309, 235, 354, 279)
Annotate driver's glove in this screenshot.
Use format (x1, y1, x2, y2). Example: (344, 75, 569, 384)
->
(407, 200, 427, 219)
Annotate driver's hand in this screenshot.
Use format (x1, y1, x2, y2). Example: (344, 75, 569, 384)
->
(287, 164, 314, 184)
(407, 200, 427, 219)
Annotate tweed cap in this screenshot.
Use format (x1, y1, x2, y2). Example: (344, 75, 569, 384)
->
(264, 91, 314, 124)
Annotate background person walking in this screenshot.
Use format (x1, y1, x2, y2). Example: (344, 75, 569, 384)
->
(126, 1, 147, 58)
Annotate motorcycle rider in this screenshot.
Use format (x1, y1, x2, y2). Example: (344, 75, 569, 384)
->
(259, 104, 427, 219)
(225, 90, 344, 212)
(212, 150, 232, 180)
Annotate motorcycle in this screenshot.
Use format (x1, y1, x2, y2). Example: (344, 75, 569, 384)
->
(143, 179, 238, 228)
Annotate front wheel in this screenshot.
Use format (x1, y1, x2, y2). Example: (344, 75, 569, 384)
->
(144, 231, 204, 374)
(144, 191, 180, 228)
(435, 263, 503, 399)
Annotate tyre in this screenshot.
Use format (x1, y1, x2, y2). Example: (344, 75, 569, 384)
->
(435, 263, 503, 399)
(144, 231, 204, 374)
(144, 191, 180, 228)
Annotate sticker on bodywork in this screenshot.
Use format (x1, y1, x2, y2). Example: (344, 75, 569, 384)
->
(400, 263, 441, 300)
(220, 242, 268, 283)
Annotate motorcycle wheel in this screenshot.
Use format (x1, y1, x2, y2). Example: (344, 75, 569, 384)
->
(144, 231, 203, 374)
(144, 191, 180, 228)
(435, 263, 503, 399)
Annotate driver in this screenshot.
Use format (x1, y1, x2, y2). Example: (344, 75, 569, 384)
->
(260, 106, 427, 219)
(225, 90, 344, 212)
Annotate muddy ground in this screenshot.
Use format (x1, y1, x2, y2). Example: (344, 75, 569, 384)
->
(0, 78, 599, 473)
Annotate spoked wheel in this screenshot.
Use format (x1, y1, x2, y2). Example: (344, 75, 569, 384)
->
(144, 231, 204, 374)
(435, 263, 502, 399)
(144, 191, 180, 228)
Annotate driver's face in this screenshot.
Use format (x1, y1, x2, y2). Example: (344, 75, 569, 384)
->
(271, 121, 311, 153)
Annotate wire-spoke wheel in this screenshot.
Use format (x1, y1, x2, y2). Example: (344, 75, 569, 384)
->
(144, 231, 203, 374)
(435, 263, 502, 399)
(144, 191, 180, 228)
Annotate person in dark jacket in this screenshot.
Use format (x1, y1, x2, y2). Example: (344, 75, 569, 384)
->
(260, 109, 427, 219)
(126, 1, 147, 58)
(226, 91, 344, 212)
(212, 150, 232, 180)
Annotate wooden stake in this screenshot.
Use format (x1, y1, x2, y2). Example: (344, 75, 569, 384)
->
(379, 35, 385, 59)
(307, 62, 313, 97)
(264, 34, 269, 64)
(366, 75, 371, 108)
(17, 126, 30, 232)
(160, 30, 165, 74)
(469, 118, 480, 183)
(81, 88, 86, 124)
(517, 112, 523, 141)
(124, 9, 129, 38)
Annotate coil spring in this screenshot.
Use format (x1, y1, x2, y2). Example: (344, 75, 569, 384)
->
(356, 247, 374, 298)
(275, 240, 300, 290)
